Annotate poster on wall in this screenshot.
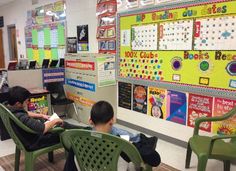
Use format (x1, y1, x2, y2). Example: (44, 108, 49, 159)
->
(118, 82, 132, 110)
(166, 90, 187, 125)
(133, 84, 147, 114)
(187, 94, 213, 132)
(67, 37, 77, 53)
(28, 95, 48, 114)
(97, 56, 116, 87)
(147, 87, 166, 119)
(212, 98, 236, 135)
(77, 25, 89, 51)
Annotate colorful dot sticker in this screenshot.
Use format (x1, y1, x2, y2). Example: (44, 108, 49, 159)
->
(199, 60, 210, 72)
(226, 61, 236, 76)
(171, 57, 182, 70)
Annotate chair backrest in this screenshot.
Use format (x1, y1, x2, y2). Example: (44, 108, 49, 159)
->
(0, 104, 37, 151)
(45, 82, 66, 100)
(61, 129, 145, 171)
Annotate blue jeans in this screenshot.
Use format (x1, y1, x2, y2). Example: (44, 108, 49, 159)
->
(111, 126, 140, 143)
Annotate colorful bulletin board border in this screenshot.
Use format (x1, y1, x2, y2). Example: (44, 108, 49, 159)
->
(117, 0, 236, 100)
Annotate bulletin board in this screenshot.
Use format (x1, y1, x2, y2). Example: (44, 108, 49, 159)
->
(25, 0, 66, 64)
(25, 22, 65, 64)
(117, 0, 236, 99)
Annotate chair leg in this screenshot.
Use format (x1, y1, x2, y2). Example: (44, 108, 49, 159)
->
(25, 152, 34, 171)
(72, 103, 80, 121)
(145, 164, 152, 171)
(223, 160, 230, 171)
(14, 147, 21, 171)
(197, 155, 208, 171)
(185, 142, 192, 168)
(48, 151, 54, 163)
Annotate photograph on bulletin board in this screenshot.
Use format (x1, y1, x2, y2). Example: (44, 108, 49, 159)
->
(133, 84, 147, 114)
(77, 25, 89, 51)
(212, 98, 236, 135)
(147, 87, 166, 119)
(187, 93, 213, 132)
(118, 82, 132, 110)
(166, 90, 187, 125)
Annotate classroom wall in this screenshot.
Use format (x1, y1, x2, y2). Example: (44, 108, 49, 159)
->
(0, 0, 210, 143)
(0, 0, 98, 68)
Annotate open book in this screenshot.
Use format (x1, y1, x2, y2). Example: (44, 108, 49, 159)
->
(45, 113, 60, 123)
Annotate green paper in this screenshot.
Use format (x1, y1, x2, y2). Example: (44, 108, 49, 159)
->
(27, 48, 33, 60)
(51, 48, 58, 59)
(44, 27, 51, 46)
(58, 24, 65, 45)
(32, 29, 38, 45)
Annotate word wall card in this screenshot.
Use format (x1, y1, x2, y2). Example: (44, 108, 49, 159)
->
(194, 15, 236, 50)
(131, 24, 158, 50)
(159, 20, 193, 50)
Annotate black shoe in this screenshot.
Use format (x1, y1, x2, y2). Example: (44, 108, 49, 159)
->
(140, 133, 158, 150)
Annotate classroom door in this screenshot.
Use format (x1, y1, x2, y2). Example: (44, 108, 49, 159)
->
(8, 25, 18, 60)
(0, 29, 5, 68)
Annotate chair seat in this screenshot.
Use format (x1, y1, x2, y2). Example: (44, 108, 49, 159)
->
(51, 98, 74, 105)
(190, 135, 236, 160)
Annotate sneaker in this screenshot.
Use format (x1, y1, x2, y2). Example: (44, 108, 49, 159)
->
(140, 133, 158, 150)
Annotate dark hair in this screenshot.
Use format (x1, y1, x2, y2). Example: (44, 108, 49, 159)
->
(151, 105, 163, 119)
(90, 101, 114, 125)
(8, 86, 31, 105)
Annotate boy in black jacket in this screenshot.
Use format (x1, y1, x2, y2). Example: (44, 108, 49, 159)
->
(6, 86, 81, 151)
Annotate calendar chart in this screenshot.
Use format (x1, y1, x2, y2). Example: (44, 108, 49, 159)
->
(194, 16, 236, 50)
(159, 20, 193, 50)
(131, 24, 158, 50)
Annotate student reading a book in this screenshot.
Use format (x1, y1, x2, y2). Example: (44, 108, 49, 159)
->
(64, 101, 161, 170)
(5, 86, 83, 151)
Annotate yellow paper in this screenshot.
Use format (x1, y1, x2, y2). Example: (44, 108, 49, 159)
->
(45, 49, 52, 59)
(33, 49, 39, 62)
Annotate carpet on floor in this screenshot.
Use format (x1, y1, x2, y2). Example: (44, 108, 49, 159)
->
(0, 149, 179, 171)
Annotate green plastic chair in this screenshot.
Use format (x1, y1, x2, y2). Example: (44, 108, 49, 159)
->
(61, 129, 152, 171)
(0, 103, 64, 171)
(185, 106, 236, 171)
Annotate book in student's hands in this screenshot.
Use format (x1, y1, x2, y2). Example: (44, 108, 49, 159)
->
(45, 113, 60, 123)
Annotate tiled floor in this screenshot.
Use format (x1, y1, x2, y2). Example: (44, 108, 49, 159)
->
(0, 122, 236, 171)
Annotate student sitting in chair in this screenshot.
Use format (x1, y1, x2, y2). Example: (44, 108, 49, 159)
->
(64, 101, 161, 170)
(6, 86, 82, 151)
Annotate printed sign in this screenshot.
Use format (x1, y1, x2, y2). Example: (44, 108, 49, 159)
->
(166, 90, 187, 125)
(42, 68, 65, 84)
(213, 98, 236, 134)
(188, 94, 213, 132)
(65, 60, 95, 70)
(148, 87, 166, 119)
(66, 78, 96, 92)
